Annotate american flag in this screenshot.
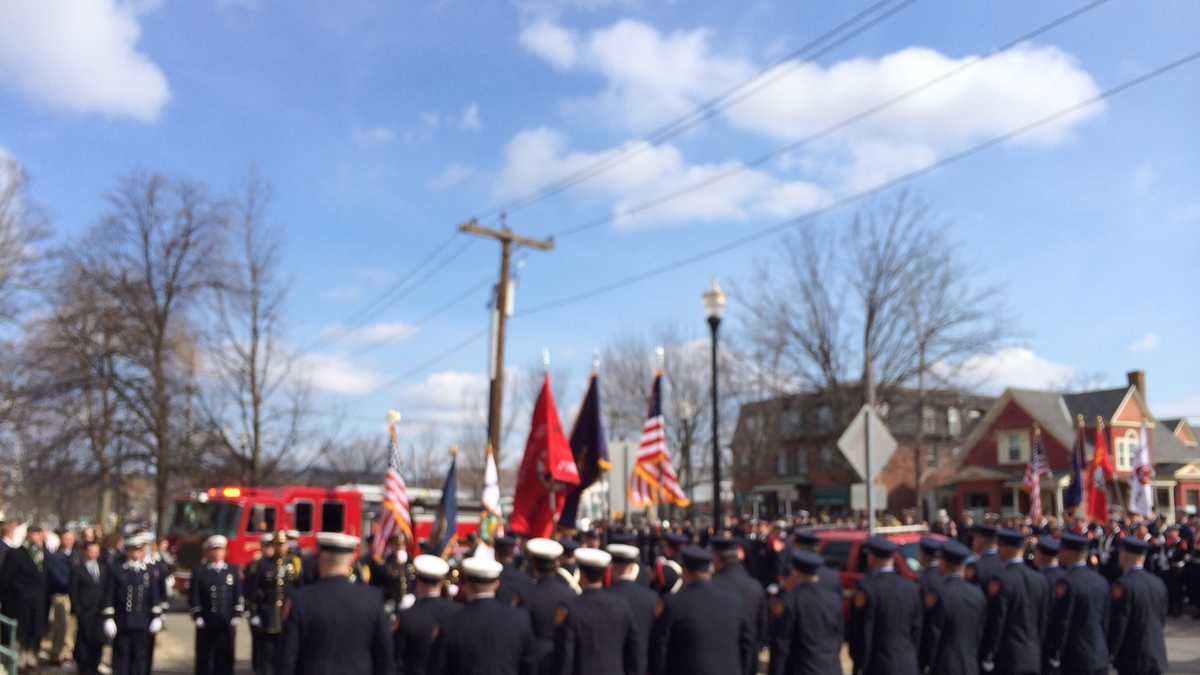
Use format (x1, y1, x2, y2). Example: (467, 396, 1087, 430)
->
(629, 372, 689, 509)
(1024, 426, 1049, 523)
(373, 410, 415, 559)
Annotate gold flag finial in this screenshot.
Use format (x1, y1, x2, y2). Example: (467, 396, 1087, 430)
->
(387, 410, 402, 426)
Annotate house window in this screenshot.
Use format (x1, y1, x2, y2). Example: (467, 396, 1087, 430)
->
(967, 492, 990, 509)
(1115, 429, 1138, 472)
(1001, 491, 1015, 510)
(999, 430, 1029, 465)
(1156, 488, 1170, 509)
(782, 410, 803, 437)
(922, 406, 937, 434)
(926, 446, 939, 470)
(815, 405, 834, 431)
(794, 448, 808, 475)
(947, 407, 962, 437)
(776, 451, 789, 476)
(819, 445, 834, 466)
(967, 409, 983, 420)
(1188, 490, 1200, 507)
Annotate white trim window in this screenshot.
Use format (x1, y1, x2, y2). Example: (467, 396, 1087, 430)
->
(1115, 429, 1138, 472)
(947, 407, 962, 437)
(998, 429, 1030, 465)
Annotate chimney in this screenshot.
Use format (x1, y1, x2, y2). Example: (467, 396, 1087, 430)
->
(1127, 369, 1147, 401)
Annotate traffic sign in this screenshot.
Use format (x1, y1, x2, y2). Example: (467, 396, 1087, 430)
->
(836, 405, 898, 527)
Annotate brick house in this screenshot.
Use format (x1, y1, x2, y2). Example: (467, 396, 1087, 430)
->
(730, 387, 995, 518)
(933, 370, 1200, 520)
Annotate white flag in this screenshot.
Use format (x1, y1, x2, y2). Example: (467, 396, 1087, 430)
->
(1129, 423, 1155, 516)
(475, 445, 504, 560)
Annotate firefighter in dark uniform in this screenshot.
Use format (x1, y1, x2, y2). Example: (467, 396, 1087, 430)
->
(1034, 536, 1064, 586)
(978, 528, 1048, 675)
(438, 555, 536, 674)
(711, 536, 767, 675)
(190, 535, 244, 675)
(768, 549, 844, 675)
(1162, 525, 1188, 617)
(849, 537, 922, 675)
(917, 537, 943, 594)
(966, 524, 1004, 589)
(1107, 536, 1168, 675)
(250, 529, 304, 675)
(792, 530, 842, 596)
(371, 533, 414, 610)
(522, 537, 578, 673)
(280, 532, 393, 675)
(556, 547, 640, 675)
(650, 545, 753, 675)
(102, 533, 164, 675)
(70, 538, 110, 675)
(651, 531, 689, 596)
(394, 554, 460, 675)
(919, 540, 986, 675)
(243, 533, 272, 674)
(605, 542, 657, 674)
(495, 535, 534, 607)
(1044, 532, 1109, 675)
(607, 531, 653, 588)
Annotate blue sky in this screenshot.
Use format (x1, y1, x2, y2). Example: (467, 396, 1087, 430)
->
(2, 0, 1198, 454)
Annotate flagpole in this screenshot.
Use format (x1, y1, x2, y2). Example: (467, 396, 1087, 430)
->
(1075, 414, 1086, 519)
(1099, 417, 1125, 517)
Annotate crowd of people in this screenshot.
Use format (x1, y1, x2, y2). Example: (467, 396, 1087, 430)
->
(0, 508, 1185, 675)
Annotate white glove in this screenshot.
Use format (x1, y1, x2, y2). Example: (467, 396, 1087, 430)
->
(250, 616, 261, 628)
(230, 617, 241, 627)
(981, 660, 995, 673)
(149, 617, 163, 634)
(104, 619, 117, 639)
(194, 617, 205, 629)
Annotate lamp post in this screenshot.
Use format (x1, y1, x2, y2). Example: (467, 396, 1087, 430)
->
(702, 278, 727, 532)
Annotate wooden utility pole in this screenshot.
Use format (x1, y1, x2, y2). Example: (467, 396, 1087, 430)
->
(459, 217, 554, 463)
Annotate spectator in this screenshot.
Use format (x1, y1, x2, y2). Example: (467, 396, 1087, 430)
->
(0, 524, 49, 670)
(47, 529, 78, 667)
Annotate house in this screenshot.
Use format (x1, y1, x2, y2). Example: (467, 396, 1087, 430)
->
(935, 370, 1199, 520)
(730, 387, 995, 518)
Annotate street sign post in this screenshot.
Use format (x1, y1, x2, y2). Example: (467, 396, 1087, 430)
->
(836, 404, 898, 535)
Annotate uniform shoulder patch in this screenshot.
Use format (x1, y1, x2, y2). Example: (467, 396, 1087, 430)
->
(554, 606, 568, 626)
(964, 565, 976, 581)
(986, 579, 1002, 597)
(1111, 583, 1125, 601)
(853, 590, 868, 609)
(1054, 580, 1069, 599)
(924, 591, 939, 609)
(769, 595, 785, 619)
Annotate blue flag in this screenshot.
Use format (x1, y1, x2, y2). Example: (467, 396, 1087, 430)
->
(430, 454, 458, 558)
(559, 373, 610, 530)
(1064, 422, 1084, 511)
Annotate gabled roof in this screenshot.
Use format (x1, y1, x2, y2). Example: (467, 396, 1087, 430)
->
(1153, 420, 1197, 464)
(1011, 388, 1075, 449)
(1062, 387, 1131, 425)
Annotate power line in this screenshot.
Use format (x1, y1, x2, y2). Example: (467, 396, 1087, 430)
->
(476, 0, 915, 221)
(551, 0, 1111, 239)
(518, 47, 1200, 316)
(347, 275, 493, 360)
(351, 328, 490, 403)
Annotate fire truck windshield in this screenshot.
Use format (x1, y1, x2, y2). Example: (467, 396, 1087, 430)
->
(170, 500, 242, 539)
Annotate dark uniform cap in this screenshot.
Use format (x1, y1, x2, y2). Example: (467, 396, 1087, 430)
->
(1036, 536, 1060, 555)
(1060, 532, 1089, 551)
(494, 535, 517, 549)
(608, 531, 637, 546)
(1119, 535, 1150, 555)
(679, 545, 712, 571)
(972, 524, 997, 537)
(790, 549, 824, 574)
(996, 528, 1025, 547)
(918, 537, 942, 554)
(709, 536, 736, 552)
(793, 529, 820, 546)
(940, 540, 971, 564)
(865, 536, 898, 558)
(557, 538, 580, 555)
(663, 531, 689, 547)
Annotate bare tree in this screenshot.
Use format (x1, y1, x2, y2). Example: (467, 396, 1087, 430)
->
(0, 156, 48, 326)
(203, 173, 306, 486)
(84, 172, 225, 536)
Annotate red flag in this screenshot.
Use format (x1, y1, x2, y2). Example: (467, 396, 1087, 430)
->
(509, 373, 581, 538)
(1085, 420, 1115, 523)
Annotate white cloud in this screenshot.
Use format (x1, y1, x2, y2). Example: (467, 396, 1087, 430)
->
(429, 164, 475, 190)
(519, 19, 579, 70)
(495, 127, 829, 228)
(394, 370, 490, 423)
(0, 1, 170, 122)
(1128, 333, 1159, 353)
(953, 347, 1077, 394)
(460, 103, 482, 131)
(299, 353, 382, 395)
(321, 322, 417, 347)
(352, 127, 396, 145)
(519, 19, 1103, 203)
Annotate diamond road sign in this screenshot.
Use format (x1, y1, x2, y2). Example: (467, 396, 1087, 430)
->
(836, 404, 897, 512)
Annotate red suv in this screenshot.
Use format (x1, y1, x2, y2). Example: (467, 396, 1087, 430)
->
(812, 526, 947, 593)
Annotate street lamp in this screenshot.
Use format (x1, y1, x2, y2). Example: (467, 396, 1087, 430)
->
(702, 278, 727, 532)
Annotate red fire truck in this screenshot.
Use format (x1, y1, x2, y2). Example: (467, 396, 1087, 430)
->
(166, 484, 481, 593)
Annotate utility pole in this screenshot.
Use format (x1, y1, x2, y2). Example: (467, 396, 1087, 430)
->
(460, 217, 554, 464)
